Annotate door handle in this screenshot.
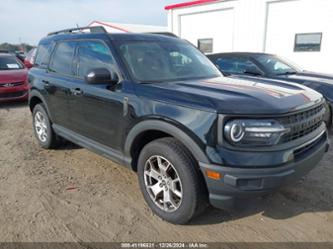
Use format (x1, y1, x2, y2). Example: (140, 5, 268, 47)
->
(42, 80, 54, 92)
(70, 88, 83, 96)
(42, 80, 50, 86)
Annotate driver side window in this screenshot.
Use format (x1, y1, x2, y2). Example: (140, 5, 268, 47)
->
(76, 40, 115, 78)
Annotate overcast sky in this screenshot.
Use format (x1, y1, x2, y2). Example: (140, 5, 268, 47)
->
(0, 0, 176, 45)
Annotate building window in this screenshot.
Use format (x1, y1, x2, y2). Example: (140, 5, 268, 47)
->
(294, 33, 322, 52)
(198, 38, 213, 53)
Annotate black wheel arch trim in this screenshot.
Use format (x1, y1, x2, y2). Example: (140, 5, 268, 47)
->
(124, 119, 210, 166)
(29, 90, 53, 122)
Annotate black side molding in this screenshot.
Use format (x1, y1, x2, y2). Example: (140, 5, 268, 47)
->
(53, 124, 132, 169)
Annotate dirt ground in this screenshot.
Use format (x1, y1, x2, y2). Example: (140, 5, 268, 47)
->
(0, 102, 333, 243)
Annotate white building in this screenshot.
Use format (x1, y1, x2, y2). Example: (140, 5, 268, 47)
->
(89, 20, 167, 34)
(166, 0, 333, 74)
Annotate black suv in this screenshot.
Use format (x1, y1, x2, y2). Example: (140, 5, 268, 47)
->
(29, 27, 329, 224)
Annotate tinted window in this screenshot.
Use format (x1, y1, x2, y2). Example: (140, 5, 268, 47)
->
(215, 57, 260, 75)
(116, 40, 221, 82)
(76, 41, 114, 78)
(35, 43, 51, 67)
(49, 41, 76, 75)
(294, 33, 322, 52)
(0, 55, 24, 70)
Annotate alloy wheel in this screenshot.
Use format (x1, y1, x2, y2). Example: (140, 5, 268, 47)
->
(34, 111, 48, 142)
(143, 155, 183, 212)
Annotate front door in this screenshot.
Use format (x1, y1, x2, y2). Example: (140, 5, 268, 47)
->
(67, 40, 127, 151)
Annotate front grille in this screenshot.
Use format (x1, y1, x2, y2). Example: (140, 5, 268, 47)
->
(0, 91, 27, 98)
(279, 104, 325, 143)
(294, 132, 326, 160)
(0, 81, 25, 88)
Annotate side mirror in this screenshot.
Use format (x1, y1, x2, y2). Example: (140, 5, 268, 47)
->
(85, 68, 119, 85)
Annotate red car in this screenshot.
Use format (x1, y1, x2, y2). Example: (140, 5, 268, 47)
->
(0, 53, 29, 102)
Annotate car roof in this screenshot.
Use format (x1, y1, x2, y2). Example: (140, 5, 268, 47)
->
(39, 32, 181, 45)
(208, 52, 276, 58)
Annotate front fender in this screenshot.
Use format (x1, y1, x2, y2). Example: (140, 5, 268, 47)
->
(124, 119, 211, 165)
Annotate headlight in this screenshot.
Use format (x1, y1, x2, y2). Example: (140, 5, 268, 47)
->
(224, 119, 290, 146)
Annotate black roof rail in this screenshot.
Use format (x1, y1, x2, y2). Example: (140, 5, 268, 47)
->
(146, 32, 178, 38)
(47, 26, 107, 36)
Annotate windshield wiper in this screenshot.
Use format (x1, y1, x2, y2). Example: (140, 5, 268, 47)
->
(243, 71, 262, 76)
(138, 80, 166, 84)
(276, 71, 297, 76)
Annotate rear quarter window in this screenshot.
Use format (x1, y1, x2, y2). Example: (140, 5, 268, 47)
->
(35, 43, 52, 68)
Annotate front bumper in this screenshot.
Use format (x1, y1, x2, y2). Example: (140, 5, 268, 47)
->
(199, 130, 329, 209)
(0, 84, 29, 102)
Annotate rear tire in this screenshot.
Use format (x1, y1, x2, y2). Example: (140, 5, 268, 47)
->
(137, 137, 208, 224)
(32, 104, 60, 149)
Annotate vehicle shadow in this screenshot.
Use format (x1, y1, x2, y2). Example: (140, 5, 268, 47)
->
(55, 140, 81, 150)
(189, 180, 333, 225)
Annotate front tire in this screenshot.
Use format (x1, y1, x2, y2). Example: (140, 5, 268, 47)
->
(137, 137, 207, 224)
(32, 104, 59, 149)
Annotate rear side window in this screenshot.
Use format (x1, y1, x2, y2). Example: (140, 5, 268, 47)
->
(35, 43, 51, 68)
(49, 41, 76, 75)
(76, 40, 114, 78)
(215, 57, 260, 74)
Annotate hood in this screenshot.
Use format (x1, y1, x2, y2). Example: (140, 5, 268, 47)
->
(137, 76, 323, 115)
(0, 69, 28, 84)
(277, 71, 333, 102)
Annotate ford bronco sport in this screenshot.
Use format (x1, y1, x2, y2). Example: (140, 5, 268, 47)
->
(28, 27, 329, 224)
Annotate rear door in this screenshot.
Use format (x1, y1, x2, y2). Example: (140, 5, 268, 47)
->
(45, 41, 77, 128)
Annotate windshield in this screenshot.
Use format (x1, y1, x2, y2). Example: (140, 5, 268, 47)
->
(0, 55, 24, 70)
(254, 54, 300, 75)
(116, 40, 221, 82)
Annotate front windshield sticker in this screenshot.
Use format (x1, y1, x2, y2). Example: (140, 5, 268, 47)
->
(7, 64, 20, 69)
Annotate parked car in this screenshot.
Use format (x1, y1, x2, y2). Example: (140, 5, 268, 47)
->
(23, 48, 37, 69)
(14, 51, 26, 63)
(0, 53, 29, 102)
(29, 27, 329, 224)
(207, 52, 333, 128)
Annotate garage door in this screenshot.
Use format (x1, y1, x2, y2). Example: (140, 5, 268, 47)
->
(264, 0, 333, 73)
(179, 8, 235, 53)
